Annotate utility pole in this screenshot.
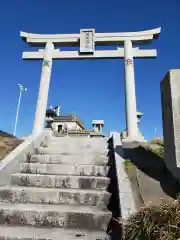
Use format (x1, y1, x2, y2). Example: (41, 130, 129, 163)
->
(14, 84, 27, 136)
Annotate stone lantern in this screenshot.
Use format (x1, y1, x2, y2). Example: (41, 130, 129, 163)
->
(136, 112, 143, 128)
(92, 120, 104, 133)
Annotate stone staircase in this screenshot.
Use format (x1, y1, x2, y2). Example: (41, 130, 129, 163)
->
(0, 135, 112, 239)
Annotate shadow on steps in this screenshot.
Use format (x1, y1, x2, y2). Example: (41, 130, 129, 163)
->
(106, 138, 122, 240)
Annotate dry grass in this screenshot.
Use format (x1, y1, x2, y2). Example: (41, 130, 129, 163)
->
(149, 139, 164, 158)
(140, 143, 164, 159)
(123, 198, 180, 240)
(150, 139, 164, 147)
(154, 147, 164, 158)
(0, 136, 23, 161)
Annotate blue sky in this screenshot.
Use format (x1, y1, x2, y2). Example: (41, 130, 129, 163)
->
(0, 0, 179, 139)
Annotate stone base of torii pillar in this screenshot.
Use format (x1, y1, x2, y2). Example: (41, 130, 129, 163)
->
(121, 130, 146, 143)
(121, 111, 146, 143)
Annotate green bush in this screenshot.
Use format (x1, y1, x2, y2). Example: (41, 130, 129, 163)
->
(123, 198, 180, 240)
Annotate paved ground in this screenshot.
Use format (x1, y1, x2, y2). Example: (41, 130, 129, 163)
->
(137, 169, 173, 206)
(124, 142, 177, 209)
(136, 142, 173, 205)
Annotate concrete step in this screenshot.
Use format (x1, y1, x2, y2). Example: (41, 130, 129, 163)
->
(46, 136, 107, 145)
(0, 203, 111, 230)
(0, 225, 110, 240)
(46, 142, 108, 150)
(0, 186, 110, 209)
(48, 141, 107, 147)
(11, 173, 110, 190)
(30, 154, 109, 165)
(20, 163, 109, 177)
(36, 147, 108, 157)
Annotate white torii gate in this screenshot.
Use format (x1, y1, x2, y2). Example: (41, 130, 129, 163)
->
(21, 27, 161, 141)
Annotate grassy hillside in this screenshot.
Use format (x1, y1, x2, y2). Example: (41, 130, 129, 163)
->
(0, 132, 23, 161)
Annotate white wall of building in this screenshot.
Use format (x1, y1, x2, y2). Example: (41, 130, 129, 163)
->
(51, 121, 83, 131)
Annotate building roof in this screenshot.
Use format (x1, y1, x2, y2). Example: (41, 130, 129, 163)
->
(92, 120, 104, 125)
(53, 115, 86, 130)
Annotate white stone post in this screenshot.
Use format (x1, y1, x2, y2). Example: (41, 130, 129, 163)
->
(56, 106, 60, 116)
(124, 40, 139, 140)
(32, 42, 54, 135)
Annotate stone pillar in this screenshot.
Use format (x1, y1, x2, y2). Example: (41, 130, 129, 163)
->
(32, 42, 54, 135)
(94, 125, 99, 132)
(161, 70, 180, 180)
(100, 124, 102, 133)
(56, 105, 60, 116)
(97, 125, 100, 133)
(124, 40, 139, 141)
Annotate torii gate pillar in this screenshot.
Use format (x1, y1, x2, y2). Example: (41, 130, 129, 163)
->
(124, 40, 139, 141)
(32, 42, 54, 135)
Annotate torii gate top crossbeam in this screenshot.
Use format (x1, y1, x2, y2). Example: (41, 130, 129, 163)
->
(21, 27, 161, 47)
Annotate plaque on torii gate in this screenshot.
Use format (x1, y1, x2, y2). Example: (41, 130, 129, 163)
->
(21, 27, 161, 141)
